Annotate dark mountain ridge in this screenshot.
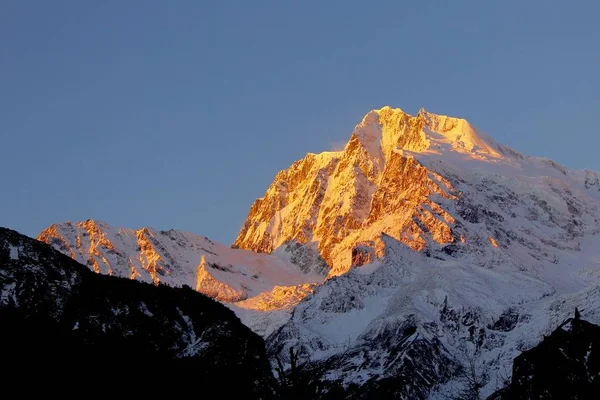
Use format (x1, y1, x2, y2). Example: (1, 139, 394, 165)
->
(0, 227, 272, 397)
(491, 311, 600, 399)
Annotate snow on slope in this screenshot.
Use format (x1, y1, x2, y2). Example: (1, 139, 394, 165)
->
(37, 220, 326, 332)
(270, 234, 600, 397)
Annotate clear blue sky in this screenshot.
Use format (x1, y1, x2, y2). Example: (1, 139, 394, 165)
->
(1, 1, 599, 244)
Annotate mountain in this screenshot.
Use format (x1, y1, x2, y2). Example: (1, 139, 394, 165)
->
(235, 107, 600, 398)
(0, 227, 273, 397)
(234, 107, 600, 276)
(490, 313, 600, 399)
(38, 220, 327, 335)
(34, 106, 600, 398)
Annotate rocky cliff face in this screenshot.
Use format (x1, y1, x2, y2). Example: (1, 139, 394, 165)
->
(234, 108, 460, 275)
(234, 107, 600, 277)
(0, 227, 274, 397)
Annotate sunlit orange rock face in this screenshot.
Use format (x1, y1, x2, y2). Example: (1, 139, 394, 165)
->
(233, 107, 491, 276)
(38, 220, 167, 284)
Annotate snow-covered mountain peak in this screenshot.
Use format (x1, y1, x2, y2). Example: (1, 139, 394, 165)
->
(352, 106, 506, 164)
(235, 106, 600, 276)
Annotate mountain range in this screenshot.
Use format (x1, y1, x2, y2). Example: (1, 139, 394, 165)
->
(7, 106, 600, 398)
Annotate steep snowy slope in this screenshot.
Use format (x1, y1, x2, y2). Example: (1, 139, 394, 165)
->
(231, 106, 600, 398)
(38, 220, 326, 334)
(268, 235, 600, 398)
